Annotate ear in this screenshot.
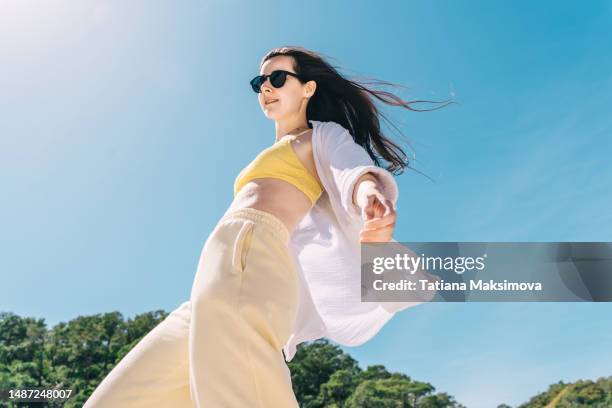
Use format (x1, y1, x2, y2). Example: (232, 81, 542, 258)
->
(304, 80, 317, 98)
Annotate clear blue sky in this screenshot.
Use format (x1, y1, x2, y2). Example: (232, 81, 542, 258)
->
(1, 1, 611, 407)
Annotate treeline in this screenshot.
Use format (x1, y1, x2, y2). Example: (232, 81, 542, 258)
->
(0, 309, 168, 407)
(512, 376, 612, 407)
(0, 309, 463, 407)
(0, 310, 610, 407)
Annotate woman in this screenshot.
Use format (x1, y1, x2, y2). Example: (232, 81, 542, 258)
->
(84, 46, 452, 408)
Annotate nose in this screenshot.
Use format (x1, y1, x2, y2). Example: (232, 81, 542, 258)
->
(259, 75, 273, 92)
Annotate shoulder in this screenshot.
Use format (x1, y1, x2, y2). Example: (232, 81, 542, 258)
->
(313, 120, 349, 136)
(312, 120, 354, 149)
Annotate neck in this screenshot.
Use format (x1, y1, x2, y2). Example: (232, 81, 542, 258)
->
(275, 119, 310, 142)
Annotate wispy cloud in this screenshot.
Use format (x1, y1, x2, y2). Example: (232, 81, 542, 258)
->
(458, 72, 612, 241)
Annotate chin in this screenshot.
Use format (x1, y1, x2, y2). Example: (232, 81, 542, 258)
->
(264, 110, 282, 120)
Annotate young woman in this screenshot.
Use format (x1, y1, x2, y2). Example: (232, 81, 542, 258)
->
(84, 46, 452, 408)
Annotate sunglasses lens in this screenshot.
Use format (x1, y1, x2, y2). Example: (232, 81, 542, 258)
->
(250, 71, 294, 93)
(270, 71, 287, 88)
(250, 76, 264, 93)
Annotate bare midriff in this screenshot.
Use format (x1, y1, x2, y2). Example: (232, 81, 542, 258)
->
(223, 179, 315, 235)
(223, 129, 322, 235)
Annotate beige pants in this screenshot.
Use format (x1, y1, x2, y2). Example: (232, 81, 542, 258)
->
(84, 208, 300, 407)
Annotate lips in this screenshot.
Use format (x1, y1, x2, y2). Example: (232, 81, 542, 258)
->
(265, 99, 279, 105)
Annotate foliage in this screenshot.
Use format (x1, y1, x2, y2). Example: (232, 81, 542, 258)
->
(1, 310, 610, 407)
(0, 309, 167, 408)
(517, 377, 612, 408)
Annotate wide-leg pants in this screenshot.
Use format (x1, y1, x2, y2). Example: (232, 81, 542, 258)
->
(83, 208, 300, 407)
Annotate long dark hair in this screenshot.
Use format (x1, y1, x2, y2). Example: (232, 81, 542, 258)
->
(259, 45, 456, 179)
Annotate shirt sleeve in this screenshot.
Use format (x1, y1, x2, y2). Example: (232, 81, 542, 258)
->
(325, 126, 399, 220)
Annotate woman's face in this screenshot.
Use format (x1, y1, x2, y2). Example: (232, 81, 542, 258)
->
(257, 55, 312, 121)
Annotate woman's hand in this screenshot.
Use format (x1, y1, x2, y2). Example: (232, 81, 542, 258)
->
(354, 176, 396, 243)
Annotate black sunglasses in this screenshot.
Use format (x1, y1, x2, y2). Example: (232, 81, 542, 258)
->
(249, 70, 304, 93)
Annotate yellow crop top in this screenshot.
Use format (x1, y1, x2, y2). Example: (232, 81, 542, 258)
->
(233, 135, 323, 205)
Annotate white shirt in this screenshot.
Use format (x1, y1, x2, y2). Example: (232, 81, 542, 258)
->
(283, 119, 424, 362)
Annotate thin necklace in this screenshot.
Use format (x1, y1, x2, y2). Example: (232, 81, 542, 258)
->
(276, 127, 311, 143)
(291, 128, 311, 137)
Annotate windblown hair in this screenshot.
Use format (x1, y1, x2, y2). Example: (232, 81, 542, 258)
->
(259, 46, 456, 179)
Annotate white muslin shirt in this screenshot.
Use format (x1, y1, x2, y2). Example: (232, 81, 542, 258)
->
(283, 119, 424, 362)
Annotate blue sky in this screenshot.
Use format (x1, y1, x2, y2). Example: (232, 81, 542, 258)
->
(1, 1, 611, 407)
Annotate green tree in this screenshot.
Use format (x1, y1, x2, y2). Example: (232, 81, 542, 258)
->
(317, 368, 359, 407)
(346, 377, 411, 408)
(287, 339, 360, 407)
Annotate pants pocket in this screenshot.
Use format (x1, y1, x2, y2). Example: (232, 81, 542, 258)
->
(231, 220, 255, 274)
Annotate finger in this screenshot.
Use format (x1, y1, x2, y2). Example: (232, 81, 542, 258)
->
(360, 230, 394, 243)
(360, 223, 395, 242)
(361, 220, 395, 232)
(362, 191, 385, 214)
(383, 199, 393, 216)
(363, 211, 396, 229)
(363, 196, 392, 222)
(359, 224, 395, 236)
(373, 197, 387, 218)
(363, 194, 396, 221)
(361, 216, 396, 238)
(362, 195, 377, 221)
